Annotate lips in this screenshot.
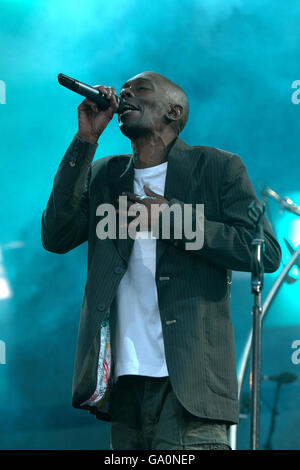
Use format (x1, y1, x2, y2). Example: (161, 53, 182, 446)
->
(119, 101, 140, 116)
(120, 109, 139, 118)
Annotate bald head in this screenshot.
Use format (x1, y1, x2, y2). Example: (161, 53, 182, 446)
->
(151, 72, 189, 135)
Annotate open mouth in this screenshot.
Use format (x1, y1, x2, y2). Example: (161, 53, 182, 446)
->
(121, 109, 139, 116)
(119, 102, 140, 117)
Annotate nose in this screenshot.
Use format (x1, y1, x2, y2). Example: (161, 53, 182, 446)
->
(120, 87, 134, 99)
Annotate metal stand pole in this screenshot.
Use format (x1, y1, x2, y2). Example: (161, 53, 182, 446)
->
(250, 297, 262, 449)
(230, 246, 300, 450)
(248, 200, 265, 450)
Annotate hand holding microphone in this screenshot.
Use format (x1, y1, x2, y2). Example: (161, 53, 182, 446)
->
(58, 73, 123, 144)
(76, 84, 119, 143)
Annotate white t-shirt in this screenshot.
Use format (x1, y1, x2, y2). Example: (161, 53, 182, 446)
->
(114, 160, 169, 380)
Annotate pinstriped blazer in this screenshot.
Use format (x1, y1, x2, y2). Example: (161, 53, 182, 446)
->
(41, 134, 281, 425)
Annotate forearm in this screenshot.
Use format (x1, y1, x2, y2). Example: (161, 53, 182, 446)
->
(203, 216, 281, 272)
(156, 198, 281, 272)
(49, 134, 97, 203)
(41, 134, 98, 253)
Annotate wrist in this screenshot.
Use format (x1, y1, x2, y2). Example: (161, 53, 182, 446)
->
(76, 131, 101, 144)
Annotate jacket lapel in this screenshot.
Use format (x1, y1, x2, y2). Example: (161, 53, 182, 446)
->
(156, 137, 200, 268)
(109, 154, 135, 263)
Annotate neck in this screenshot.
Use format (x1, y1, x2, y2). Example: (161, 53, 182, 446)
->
(131, 130, 176, 169)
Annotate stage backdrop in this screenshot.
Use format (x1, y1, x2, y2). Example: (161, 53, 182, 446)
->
(0, 0, 299, 450)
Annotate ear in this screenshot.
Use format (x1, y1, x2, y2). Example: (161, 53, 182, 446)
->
(166, 104, 183, 123)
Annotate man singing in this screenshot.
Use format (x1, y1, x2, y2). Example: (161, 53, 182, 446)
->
(41, 71, 281, 450)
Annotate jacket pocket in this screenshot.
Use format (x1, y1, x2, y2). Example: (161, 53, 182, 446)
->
(203, 316, 238, 400)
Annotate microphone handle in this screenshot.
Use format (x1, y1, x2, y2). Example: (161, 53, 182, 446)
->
(58, 73, 123, 112)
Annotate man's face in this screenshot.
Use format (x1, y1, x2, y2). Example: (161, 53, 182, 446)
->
(118, 72, 169, 139)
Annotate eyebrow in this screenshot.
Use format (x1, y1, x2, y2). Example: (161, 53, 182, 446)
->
(121, 77, 153, 89)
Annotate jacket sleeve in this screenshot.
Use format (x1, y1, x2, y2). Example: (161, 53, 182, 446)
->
(155, 153, 282, 272)
(41, 134, 98, 254)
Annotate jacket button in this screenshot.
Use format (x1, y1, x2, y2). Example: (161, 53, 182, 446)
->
(97, 304, 106, 312)
(114, 266, 125, 274)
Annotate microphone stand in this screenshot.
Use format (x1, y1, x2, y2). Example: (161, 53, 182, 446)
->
(247, 200, 266, 450)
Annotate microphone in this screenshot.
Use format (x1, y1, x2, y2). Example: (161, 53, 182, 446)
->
(261, 186, 300, 216)
(57, 73, 126, 114)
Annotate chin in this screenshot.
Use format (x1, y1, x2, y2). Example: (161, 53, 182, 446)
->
(119, 122, 149, 140)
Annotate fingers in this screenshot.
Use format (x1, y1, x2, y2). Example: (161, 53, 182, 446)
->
(95, 85, 119, 112)
(77, 98, 99, 113)
(77, 85, 119, 113)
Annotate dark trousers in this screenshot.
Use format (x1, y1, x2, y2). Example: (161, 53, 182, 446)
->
(109, 375, 231, 450)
